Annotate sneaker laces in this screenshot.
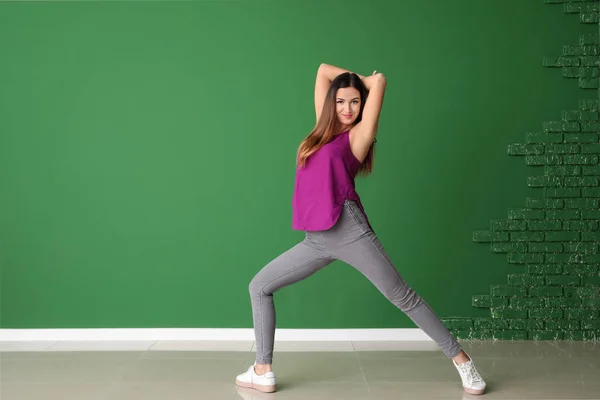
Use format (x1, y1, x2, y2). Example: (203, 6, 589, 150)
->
(459, 361, 483, 384)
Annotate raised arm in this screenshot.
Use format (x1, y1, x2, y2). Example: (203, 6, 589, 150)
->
(349, 72, 387, 162)
(314, 63, 364, 122)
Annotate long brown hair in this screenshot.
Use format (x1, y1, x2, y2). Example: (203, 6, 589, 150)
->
(296, 72, 375, 176)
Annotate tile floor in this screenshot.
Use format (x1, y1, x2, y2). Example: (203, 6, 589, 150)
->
(1, 340, 599, 399)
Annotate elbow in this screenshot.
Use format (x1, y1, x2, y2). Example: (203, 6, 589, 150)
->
(376, 73, 387, 86)
(317, 63, 327, 77)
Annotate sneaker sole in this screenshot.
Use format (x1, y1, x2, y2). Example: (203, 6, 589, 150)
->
(464, 387, 485, 395)
(236, 379, 276, 393)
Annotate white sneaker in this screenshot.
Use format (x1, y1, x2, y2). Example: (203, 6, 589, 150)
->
(452, 352, 486, 395)
(235, 364, 276, 393)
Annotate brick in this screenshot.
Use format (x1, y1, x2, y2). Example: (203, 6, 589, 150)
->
(529, 308, 564, 319)
(565, 133, 599, 143)
(545, 166, 581, 176)
(447, 330, 476, 340)
(565, 308, 599, 319)
(565, 68, 600, 79)
(583, 187, 600, 197)
(583, 166, 600, 174)
(583, 276, 600, 285)
(509, 253, 545, 264)
(507, 144, 544, 155)
(546, 253, 580, 263)
(526, 155, 562, 165)
(581, 122, 600, 132)
(507, 274, 545, 286)
(545, 210, 580, 219)
(546, 188, 580, 197)
(526, 132, 563, 143)
(582, 144, 600, 153)
(564, 242, 598, 253)
(581, 12, 600, 24)
(580, 99, 600, 111)
(542, 56, 580, 67)
(526, 198, 564, 208)
(528, 176, 563, 187)
(546, 231, 580, 241)
(565, 176, 599, 186)
(582, 232, 600, 241)
(564, 198, 599, 208)
(564, 154, 598, 164)
(469, 330, 494, 340)
(491, 319, 510, 329)
(509, 319, 544, 330)
(492, 285, 527, 297)
(544, 121, 580, 132)
(581, 254, 600, 263)
(492, 330, 529, 340)
(529, 286, 563, 297)
(528, 264, 563, 274)
(473, 319, 493, 329)
(472, 295, 491, 308)
(581, 68, 600, 78)
(508, 208, 545, 220)
(566, 3, 600, 13)
(492, 242, 527, 253)
(546, 275, 582, 286)
(494, 297, 512, 307)
(508, 296, 545, 307)
(574, 285, 600, 298)
(567, 331, 600, 340)
(582, 321, 600, 330)
(472, 230, 509, 242)
(569, 226, 599, 238)
(491, 308, 528, 319)
(491, 220, 527, 231)
(580, 33, 600, 45)
(530, 331, 564, 340)
(580, 56, 600, 67)
(528, 220, 562, 230)
(528, 242, 563, 252)
(563, 264, 599, 274)
(547, 297, 583, 308)
(583, 209, 600, 219)
(447, 318, 474, 330)
(511, 231, 545, 242)
(563, 67, 582, 78)
(582, 296, 600, 306)
(563, 110, 599, 121)
(563, 287, 579, 297)
(546, 319, 581, 330)
(579, 77, 600, 89)
(563, 45, 600, 56)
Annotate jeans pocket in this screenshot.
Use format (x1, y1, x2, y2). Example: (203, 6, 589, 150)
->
(345, 201, 368, 233)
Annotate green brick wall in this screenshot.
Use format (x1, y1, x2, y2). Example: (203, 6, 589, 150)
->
(442, 0, 600, 341)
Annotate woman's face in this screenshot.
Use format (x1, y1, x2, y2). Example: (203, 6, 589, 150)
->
(335, 87, 361, 127)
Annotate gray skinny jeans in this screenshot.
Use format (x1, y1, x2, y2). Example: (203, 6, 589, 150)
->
(249, 200, 462, 364)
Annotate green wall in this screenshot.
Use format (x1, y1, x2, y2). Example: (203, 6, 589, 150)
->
(0, 1, 596, 331)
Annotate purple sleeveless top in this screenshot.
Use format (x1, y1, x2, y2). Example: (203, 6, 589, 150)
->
(292, 131, 369, 231)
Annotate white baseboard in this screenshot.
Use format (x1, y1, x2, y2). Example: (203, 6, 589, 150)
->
(0, 328, 432, 342)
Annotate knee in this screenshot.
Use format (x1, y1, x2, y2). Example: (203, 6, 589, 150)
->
(387, 284, 422, 311)
(249, 278, 260, 296)
(249, 276, 266, 297)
